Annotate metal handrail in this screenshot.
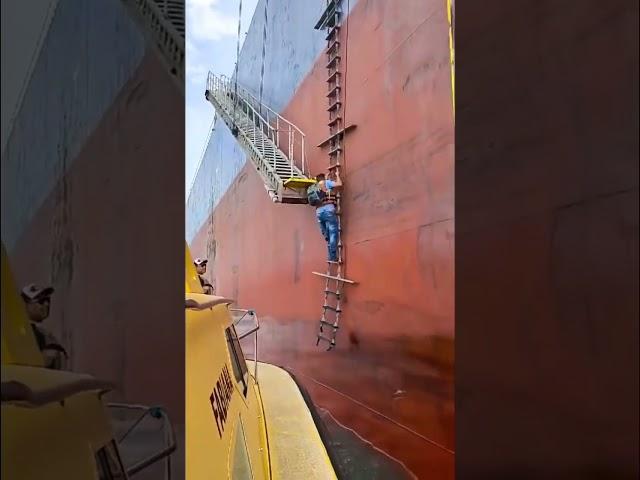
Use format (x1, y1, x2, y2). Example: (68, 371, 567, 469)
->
(108, 403, 176, 479)
(206, 72, 307, 176)
(230, 308, 260, 384)
(206, 78, 301, 201)
(120, 0, 185, 91)
(206, 76, 280, 191)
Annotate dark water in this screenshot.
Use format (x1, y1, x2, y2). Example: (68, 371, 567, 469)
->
(318, 408, 414, 480)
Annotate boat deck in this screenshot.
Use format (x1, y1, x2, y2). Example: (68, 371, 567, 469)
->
(252, 362, 337, 479)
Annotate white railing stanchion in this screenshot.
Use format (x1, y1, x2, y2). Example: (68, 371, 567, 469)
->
(289, 126, 293, 178)
(302, 136, 306, 175)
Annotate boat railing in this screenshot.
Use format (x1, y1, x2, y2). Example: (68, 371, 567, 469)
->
(107, 402, 176, 479)
(230, 308, 260, 384)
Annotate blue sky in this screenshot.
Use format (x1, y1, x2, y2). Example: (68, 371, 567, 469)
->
(185, 0, 259, 201)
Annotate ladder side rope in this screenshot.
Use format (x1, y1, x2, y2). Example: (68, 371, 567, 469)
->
(233, 0, 243, 122)
(339, 0, 351, 264)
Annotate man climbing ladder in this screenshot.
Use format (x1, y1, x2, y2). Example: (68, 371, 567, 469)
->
(309, 171, 343, 262)
(309, 168, 355, 351)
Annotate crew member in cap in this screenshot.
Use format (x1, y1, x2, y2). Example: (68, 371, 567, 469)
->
(21, 284, 68, 370)
(194, 258, 214, 295)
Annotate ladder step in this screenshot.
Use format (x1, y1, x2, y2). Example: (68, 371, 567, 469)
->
(324, 290, 341, 298)
(316, 334, 336, 346)
(326, 85, 341, 97)
(327, 116, 342, 127)
(320, 320, 339, 328)
(327, 39, 341, 51)
(312, 272, 356, 284)
(327, 70, 342, 82)
(317, 124, 356, 147)
(323, 305, 342, 313)
(325, 25, 341, 41)
(328, 145, 343, 155)
(326, 55, 341, 68)
(314, 0, 340, 30)
(327, 101, 342, 111)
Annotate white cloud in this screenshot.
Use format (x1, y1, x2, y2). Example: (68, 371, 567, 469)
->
(187, 0, 238, 42)
(186, 60, 208, 87)
(185, 0, 259, 202)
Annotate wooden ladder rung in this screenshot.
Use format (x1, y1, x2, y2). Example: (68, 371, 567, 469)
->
(326, 55, 341, 68)
(320, 319, 339, 328)
(317, 124, 356, 147)
(327, 40, 341, 53)
(327, 70, 342, 82)
(317, 334, 335, 344)
(326, 85, 341, 97)
(323, 305, 342, 313)
(325, 25, 340, 41)
(312, 272, 356, 284)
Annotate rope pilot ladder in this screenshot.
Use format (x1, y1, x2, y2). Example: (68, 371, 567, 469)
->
(205, 73, 315, 203)
(312, 0, 358, 350)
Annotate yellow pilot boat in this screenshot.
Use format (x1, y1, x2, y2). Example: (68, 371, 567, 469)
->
(2, 242, 340, 479)
(186, 242, 339, 479)
(1, 243, 176, 479)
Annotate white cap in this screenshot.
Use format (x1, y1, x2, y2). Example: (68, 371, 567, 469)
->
(21, 284, 54, 302)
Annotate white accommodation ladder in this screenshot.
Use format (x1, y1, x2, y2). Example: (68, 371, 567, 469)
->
(205, 72, 314, 204)
(119, 0, 185, 93)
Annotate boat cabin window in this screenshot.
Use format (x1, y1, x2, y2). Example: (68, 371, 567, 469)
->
(95, 440, 126, 479)
(226, 325, 248, 397)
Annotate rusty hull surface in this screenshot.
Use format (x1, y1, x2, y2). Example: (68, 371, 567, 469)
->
(190, 0, 455, 477)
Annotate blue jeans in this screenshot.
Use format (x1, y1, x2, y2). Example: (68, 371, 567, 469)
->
(316, 206, 339, 261)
